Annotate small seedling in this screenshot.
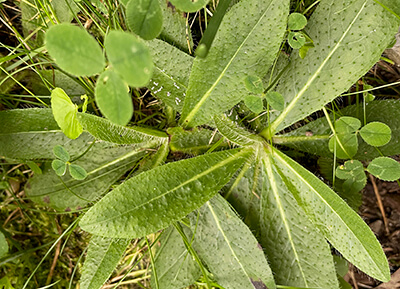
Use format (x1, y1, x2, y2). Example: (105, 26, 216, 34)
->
(51, 145, 87, 180)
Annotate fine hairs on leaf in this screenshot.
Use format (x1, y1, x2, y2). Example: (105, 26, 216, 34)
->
(3, 0, 400, 288)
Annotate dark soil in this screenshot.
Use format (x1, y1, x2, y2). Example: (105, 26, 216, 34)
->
(345, 178, 400, 288)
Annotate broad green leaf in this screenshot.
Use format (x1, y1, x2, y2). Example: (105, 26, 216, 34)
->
(168, 0, 210, 12)
(80, 236, 129, 289)
(335, 160, 367, 193)
(328, 133, 358, 159)
(52, 0, 80, 23)
(80, 148, 253, 238)
(146, 39, 193, 111)
(158, 0, 194, 53)
(189, 194, 276, 289)
(360, 122, 392, 147)
(46, 24, 105, 76)
(367, 157, 400, 181)
(105, 31, 153, 87)
(167, 127, 227, 155)
(273, 100, 400, 160)
(268, 0, 400, 134)
(244, 75, 264, 94)
(335, 117, 361, 134)
(51, 87, 83, 139)
(126, 0, 163, 40)
(0, 109, 97, 160)
(53, 145, 70, 162)
(152, 226, 201, 289)
(78, 112, 167, 145)
(261, 153, 339, 288)
(271, 149, 390, 281)
(214, 114, 264, 146)
(244, 95, 263, 114)
(288, 12, 307, 30)
(94, 70, 133, 126)
(69, 164, 87, 180)
(52, 159, 67, 176)
(288, 31, 305, 49)
(180, 0, 289, 128)
(26, 145, 148, 210)
(265, 91, 285, 111)
(0, 232, 8, 258)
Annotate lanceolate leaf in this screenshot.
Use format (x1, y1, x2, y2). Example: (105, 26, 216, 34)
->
(80, 148, 253, 238)
(158, 0, 194, 53)
(180, 0, 289, 128)
(46, 24, 105, 76)
(167, 127, 227, 155)
(26, 145, 148, 210)
(214, 114, 264, 146)
(78, 113, 167, 145)
(189, 194, 276, 289)
(146, 39, 193, 111)
(272, 100, 400, 160)
(261, 153, 339, 288)
(0, 109, 94, 160)
(152, 226, 201, 289)
(268, 0, 400, 134)
(271, 149, 390, 281)
(80, 236, 130, 289)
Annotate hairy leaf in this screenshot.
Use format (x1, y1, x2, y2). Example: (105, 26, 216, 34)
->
(95, 70, 133, 126)
(269, 0, 400, 134)
(46, 24, 105, 76)
(146, 39, 193, 111)
(367, 157, 400, 181)
(80, 148, 253, 238)
(214, 114, 264, 146)
(261, 153, 339, 288)
(271, 149, 390, 281)
(158, 0, 193, 53)
(0, 109, 93, 160)
(26, 145, 148, 210)
(51, 87, 83, 139)
(189, 194, 276, 289)
(152, 226, 201, 289)
(167, 127, 226, 155)
(105, 31, 153, 87)
(78, 112, 167, 145)
(80, 236, 129, 289)
(126, 0, 163, 40)
(0, 232, 8, 258)
(180, 0, 289, 128)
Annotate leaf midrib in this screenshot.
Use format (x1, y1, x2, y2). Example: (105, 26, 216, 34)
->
(262, 154, 308, 286)
(181, 0, 275, 126)
(84, 148, 250, 226)
(206, 200, 253, 286)
(270, 1, 368, 133)
(273, 150, 380, 272)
